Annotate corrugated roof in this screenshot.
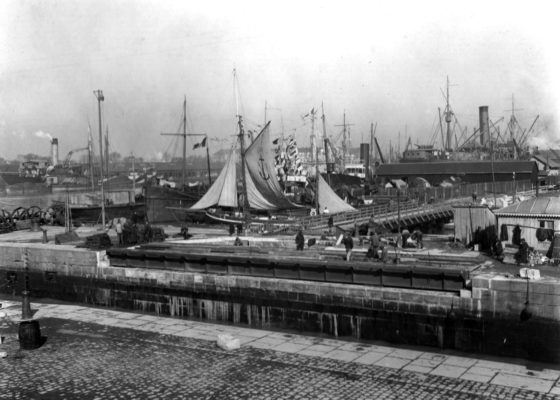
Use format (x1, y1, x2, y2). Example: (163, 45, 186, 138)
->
(532, 153, 560, 169)
(495, 196, 560, 217)
(376, 160, 537, 176)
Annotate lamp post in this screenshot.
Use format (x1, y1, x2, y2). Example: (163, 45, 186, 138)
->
(21, 249, 31, 320)
(94, 90, 106, 229)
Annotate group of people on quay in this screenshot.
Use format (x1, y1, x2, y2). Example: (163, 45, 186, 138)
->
(112, 217, 156, 247)
(293, 212, 427, 263)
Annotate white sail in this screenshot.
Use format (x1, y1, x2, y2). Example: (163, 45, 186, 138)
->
(189, 145, 238, 210)
(244, 122, 299, 209)
(317, 174, 355, 213)
(190, 122, 301, 211)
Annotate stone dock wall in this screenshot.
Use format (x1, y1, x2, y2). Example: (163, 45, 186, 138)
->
(0, 242, 559, 362)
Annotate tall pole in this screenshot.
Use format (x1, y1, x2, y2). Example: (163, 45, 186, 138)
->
(310, 108, 316, 163)
(321, 102, 330, 183)
(444, 76, 456, 152)
(205, 136, 212, 185)
(315, 143, 319, 212)
(105, 125, 110, 180)
(342, 112, 347, 165)
(438, 107, 445, 151)
(93, 90, 106, 228)
(21, 248, 31, 320)
(182, 96, 187, 188)
(369, 122, 374, 180)
(131, 152, 136, 195)
(238, 116, 250, 219)
(88, 125, 95, 191)
(335, 112, 354, 170)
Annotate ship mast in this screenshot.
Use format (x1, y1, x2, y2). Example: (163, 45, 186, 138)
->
(444, 76, 454, 152)
(310, 108, 316, 163)
(321, 103, 331, 184)
(160, 97, 207, 189)
(93, 89, 106, 228)
(234, 69, 250, 221)
(182, 96, 187, 187)
(335, 111, 354, 169)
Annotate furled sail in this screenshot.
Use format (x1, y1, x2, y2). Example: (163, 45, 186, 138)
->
(244, 122, 299, 209)
(317, 174, 355, 213)
(189, 145, 238, 210)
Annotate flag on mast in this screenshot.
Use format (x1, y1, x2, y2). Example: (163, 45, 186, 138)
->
(193, 136, 207, 150)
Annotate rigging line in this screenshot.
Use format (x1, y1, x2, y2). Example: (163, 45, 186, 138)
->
(428, 112, 439, 146)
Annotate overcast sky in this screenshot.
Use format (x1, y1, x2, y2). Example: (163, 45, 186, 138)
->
(1, 0, 558, 161)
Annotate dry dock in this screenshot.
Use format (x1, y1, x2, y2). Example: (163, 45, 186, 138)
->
(1, 225, 559, 363)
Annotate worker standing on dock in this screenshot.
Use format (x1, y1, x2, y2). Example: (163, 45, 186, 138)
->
(369, 231, 380, 259)
(411, 229, 423, 249)
(343, 232, 354, 261)
(180, 224, 189, 240)
(493, 237, 505, 263)
(328, 215, 334, 234)
(116, 220, 123, 246)
(367, 214, 375, 236)
(295, 229, 305, 251)
(380, 244, 389, 263)
(144, 222, 153, 243)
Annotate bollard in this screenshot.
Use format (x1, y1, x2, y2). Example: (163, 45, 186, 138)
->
(21, 250, 32, 320)
(21, 290, 32, 320)
(42, 229, 48, 243)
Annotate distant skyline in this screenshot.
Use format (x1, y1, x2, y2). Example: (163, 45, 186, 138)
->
(1, 0, 558, 161)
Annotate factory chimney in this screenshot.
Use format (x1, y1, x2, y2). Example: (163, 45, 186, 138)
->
(51, 138, 59, 167)
(479, 106, 489, 147)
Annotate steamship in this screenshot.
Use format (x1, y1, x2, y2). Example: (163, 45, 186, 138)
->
(10, 136, 145, 224)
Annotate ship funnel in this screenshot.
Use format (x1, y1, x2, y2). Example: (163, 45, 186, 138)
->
(479, 106, 489, 147)
(360, 143, 370, 181)
(51, 138, 59, 167)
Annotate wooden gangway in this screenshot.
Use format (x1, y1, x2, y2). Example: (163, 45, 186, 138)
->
(304, 199, 456, 232)
(261, 199, 465, 235)
(278, 187, 541, 234)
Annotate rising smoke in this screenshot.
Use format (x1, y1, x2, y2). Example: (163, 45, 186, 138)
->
(34, 130, 53, 141)
(527, 113, 559, 150)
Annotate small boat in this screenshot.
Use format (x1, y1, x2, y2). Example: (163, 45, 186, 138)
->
(187, 118, 304, 224)
(69, 202, 145, 224)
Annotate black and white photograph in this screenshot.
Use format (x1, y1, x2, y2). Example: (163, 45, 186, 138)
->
(1, 0, 559, 398)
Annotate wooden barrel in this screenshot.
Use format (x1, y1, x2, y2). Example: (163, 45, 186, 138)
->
(18, 320, 42, 350)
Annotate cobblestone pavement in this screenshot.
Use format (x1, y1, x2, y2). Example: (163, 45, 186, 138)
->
(1, 299, 559, 399)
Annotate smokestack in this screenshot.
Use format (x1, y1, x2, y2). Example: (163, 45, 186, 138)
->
(51, 138, 59, 167)
(360, 143, 370, 181)
(479, 106, 489, 147)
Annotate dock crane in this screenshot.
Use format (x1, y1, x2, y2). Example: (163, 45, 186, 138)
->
(63, 147, 89, 168)
(374, 137, 385, 164)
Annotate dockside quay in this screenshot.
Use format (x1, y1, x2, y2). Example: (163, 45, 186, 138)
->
(1, 229, 559, 364)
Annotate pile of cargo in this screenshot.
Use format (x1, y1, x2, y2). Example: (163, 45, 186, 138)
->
(83, 233, 112, 250)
